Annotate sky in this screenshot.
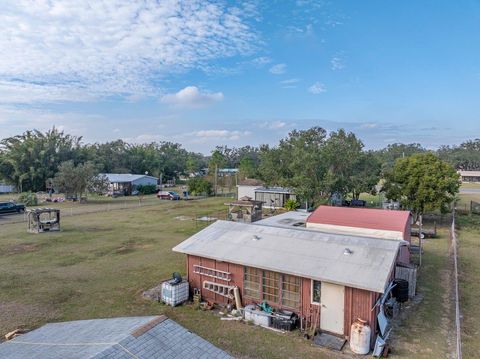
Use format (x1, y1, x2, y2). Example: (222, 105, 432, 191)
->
(0, 0, 479, 154)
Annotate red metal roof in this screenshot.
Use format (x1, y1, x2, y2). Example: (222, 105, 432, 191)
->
(306, 206, 411, 233)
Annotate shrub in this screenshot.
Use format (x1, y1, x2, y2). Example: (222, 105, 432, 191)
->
(187, 177, 213, 196)
(18, 192, 38, 206)
(284, 199, 299, 211)
(136, 184, 157, 195)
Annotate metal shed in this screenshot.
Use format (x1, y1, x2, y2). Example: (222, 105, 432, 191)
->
(254, 187, 296, 209)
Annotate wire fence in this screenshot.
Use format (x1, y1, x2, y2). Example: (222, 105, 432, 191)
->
(0, 196, 211, 226)
(451, 209, 463, 359)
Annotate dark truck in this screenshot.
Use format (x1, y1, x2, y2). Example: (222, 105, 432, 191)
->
(0, 201, 26, 214)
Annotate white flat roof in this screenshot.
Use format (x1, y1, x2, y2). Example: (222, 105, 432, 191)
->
(458, 170, 480, 177)
(254, 211, 310, 229)
(173, 220, 400, 293)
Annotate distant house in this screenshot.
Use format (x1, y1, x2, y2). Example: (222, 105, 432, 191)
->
(218, 168, 239, 177)
(0, 183, 14, 194)
(306, 205, 412, 264)
(237, 178, 264, 199)
(0, 316, 232, 359)
(101, 173, 158, 196)
(458, 170, 480, 182)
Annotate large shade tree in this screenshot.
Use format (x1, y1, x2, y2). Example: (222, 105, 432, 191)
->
(258, 127, 328, 204)
(53, 161, 109, 198)
(0, 128, 82, 192)
(383, 152, 460, 221)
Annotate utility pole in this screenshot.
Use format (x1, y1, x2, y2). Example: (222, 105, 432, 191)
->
(214, 163, 218, 196)
(418, 214, 423, 267)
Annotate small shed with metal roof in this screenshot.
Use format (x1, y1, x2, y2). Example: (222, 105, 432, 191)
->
(458, 170, 480, 182)
(254, 186, 297, 209)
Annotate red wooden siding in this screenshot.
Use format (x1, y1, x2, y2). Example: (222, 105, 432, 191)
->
(187, 255, 244, 305)
(187, 254, 380, 343)
(343, 287, 376, 339)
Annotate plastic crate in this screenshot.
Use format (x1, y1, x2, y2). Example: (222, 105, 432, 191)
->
(271, 316, 297, 331)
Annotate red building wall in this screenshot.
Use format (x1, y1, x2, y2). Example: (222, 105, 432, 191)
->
(186, 255, 381, 340)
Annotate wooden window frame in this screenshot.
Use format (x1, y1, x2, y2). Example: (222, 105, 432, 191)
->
(311, 279, 321, 305)
(244, 266, 261, 300)
(262, 270, 280, 303)
(281, 274, 301, 309)
(243, 267, 302, 309)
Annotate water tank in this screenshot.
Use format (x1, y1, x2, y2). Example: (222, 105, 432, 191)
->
(349, 318, 371, 355)
(392, 279, 409, 303)
(161, 280, 189, 306)
(244, 304, 272, 327)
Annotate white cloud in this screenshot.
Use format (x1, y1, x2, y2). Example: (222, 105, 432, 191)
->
(251, 56, 272, 67)
(280, 78, 300, 88)
(0, 0, 257, 104)
(269, 63, 287, 75)
(196, 130, 250, 139)
(0, 105, 101, 138)
(124, 134, 167, 143)
(189, 129, 251, 143)
(331, 56, 345, 70)
(308, 82, 326, 94)
(259, 121, 287, 129)
(360, 122, 378, 129)
(160, 86, 224, 108)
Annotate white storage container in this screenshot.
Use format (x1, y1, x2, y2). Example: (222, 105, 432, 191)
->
(349, 318, 371, 355)
(161, 280, 189, 306)
(244, 304, 271, 327)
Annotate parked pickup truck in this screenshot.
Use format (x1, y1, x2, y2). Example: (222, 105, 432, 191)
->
(0, 201, 26, 214)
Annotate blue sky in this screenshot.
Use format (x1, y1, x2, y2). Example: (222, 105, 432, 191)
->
(1, 0, 479, 153)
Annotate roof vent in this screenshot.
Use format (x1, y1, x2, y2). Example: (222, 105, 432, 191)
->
(344, 248, 353, 255)
(252, 235, 261, 241)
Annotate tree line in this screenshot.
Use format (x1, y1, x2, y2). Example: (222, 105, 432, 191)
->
(0, 128, 207, 193)
(0, 127, 476, 204)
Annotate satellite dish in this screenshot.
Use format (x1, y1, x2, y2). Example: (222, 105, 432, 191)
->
(420, 233, 425, 239)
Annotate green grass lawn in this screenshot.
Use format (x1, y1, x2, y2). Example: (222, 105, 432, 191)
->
(1, 197, 474, 358)
(0, 198, 226, 329)
(460, 182, 480, 190)
(457, 215, 480, 358)
(390, 229, 456, 358)
(0, 197, 342, 359)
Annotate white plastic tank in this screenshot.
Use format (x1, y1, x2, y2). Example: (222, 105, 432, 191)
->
(161, 280, 189, 306)
(244, 304, 271, 327)
(349, 318, 371, 354)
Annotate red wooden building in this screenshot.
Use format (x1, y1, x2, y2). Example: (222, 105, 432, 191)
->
(173, 220, 400, 342)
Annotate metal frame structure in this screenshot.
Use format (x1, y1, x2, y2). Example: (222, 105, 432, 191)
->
(27, 208, 61, 233)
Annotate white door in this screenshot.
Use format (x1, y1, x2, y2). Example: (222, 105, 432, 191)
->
(320, 282, 345, 335)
